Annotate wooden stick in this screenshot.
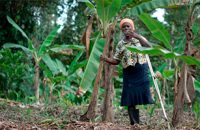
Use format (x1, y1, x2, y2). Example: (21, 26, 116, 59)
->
(145, 55, 171, 130)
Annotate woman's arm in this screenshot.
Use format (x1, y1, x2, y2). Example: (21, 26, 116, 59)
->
(100, 55, 120, 65)
(129, 31, 152, 47)
(135, 34, 151, 47)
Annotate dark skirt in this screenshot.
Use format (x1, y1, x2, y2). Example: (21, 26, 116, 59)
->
(121, 63, 154, 106)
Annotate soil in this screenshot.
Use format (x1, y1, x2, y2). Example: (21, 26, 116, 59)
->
(0, 99, 199, 130)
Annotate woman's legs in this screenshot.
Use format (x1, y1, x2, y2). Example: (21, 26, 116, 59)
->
(128, 106, 139, 125)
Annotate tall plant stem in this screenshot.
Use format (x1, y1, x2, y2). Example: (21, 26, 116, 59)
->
(172, 2, 200, 126)
(80, 23, 116, 121)
(34, 59, 40, 104)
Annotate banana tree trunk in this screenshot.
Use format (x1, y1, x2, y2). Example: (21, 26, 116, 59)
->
(34, 60, 40, 104)
(102, 28, 115, 122)
(80, 24, 115, 121)
(172, 2, 200, 126)
(172, 63, 187, 126)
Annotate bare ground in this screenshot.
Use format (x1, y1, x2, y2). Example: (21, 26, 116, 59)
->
(0, 99, 199, 130)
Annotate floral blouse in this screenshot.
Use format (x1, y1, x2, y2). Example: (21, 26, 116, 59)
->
(113, 38, 147, 68)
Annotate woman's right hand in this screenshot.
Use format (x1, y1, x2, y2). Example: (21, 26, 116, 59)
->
(100, 55, 106, 61)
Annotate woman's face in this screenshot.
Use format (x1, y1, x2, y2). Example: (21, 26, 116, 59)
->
(121, 22, 133, 36)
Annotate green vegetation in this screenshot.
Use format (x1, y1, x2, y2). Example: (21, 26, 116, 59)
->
(0, 0, 200, 129)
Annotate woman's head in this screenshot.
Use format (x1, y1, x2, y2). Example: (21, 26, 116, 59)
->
(120, 18, 134, 30)
(120, 18, 135, 36)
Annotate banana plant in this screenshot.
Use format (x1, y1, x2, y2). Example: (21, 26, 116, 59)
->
(77, 0, 197, 122)
(3, 16, 84, 104)
(76, 0, 190, 123)
(79, 0, 194, 92)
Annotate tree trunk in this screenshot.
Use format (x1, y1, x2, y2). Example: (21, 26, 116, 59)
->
(172, 64, 186, 126)
(80, 63, 103, 121)
(80, 24, 115, 121)
(102, 31, 115, 122)
(172, 2, 200, 126)
(34, 61, 40, 104)
(102, 79, 114, 122)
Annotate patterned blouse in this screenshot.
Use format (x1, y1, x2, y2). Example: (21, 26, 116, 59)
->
(113, 38, 147, 68)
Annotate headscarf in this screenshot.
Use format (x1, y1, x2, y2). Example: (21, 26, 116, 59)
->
(119, 18, 135, 30)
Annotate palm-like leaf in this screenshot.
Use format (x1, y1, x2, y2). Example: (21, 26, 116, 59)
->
(127, 45, 179, 58)
(38, 26, 61, 56)
(68, 51, 84, 74)
(3, 43, 32, 55)
(95, 0, 122, 31)
(50, 45, 85, 53)
(42, 54, 67, 76)
(42, 54, 58, 75)
(78, 0, 95, 9)
(129, 0, 184, 16)
(127, 46, 200, 67)
(80, 35, 106, 90)
(6, 16, 35, 51)
(6, 16, 29, 41)
(139, 13, 171, 49)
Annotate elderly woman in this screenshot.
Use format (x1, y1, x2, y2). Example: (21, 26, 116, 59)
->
(100, 18, 154, 125)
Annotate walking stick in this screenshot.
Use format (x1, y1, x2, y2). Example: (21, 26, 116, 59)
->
(145, 54, 171, 130)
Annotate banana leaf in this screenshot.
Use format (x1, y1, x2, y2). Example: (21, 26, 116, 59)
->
(139, 13, 171, 50)
(78, 0, 95, 9)
(129, 0, 184, 16)
(3, 43, 32, 56)
(95, 0, 121, 30)
(38, 26, 61, 56)
(6, 16, 34, 51)
(42, 54, 60, 76)
(68, 51, 84, 74)
(6, 16, 29, 41)
(50, 45, 85, 53)
(127, 45, 200, 67)
(80, 35, 106, 90)
(163, 69, 175, 79)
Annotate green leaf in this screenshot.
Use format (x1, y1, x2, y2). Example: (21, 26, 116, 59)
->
(163, 69, 174, 79)
(194, 80, 200, 92)
(42, 54, 58, 75)
(7, 16, 29, 41)
(38, 26, 61, 56)
(127, 45, 200, 67)
(80, 35, 106, 90)
(157, 63, 167, 73)
(0, 53, 2, 59)
(68, 51, 84, 74)
(28, 40, 35, 51)
(173, 36, 186, 53)
(139, 13, 171, 49)
(121, 0, 132, 7)
(129, 0, 181, 16)
(127, 45, 179, 58)
(55, 59, 67, 76)
(179, 56, 200, 68)
(96, 0, 122, 23)
(192, 23, 199, 35)
(78, 0, 95, 9)
(50, 45, 85, 53)
(3, 43, 32, 55)
(73, 60, 87, 72)
(42, 54, 68, 76)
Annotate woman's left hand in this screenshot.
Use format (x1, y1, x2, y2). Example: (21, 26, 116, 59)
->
(154, 71, 163, 80)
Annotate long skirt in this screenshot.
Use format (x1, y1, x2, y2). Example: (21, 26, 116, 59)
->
(121, 63, 154, 106)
